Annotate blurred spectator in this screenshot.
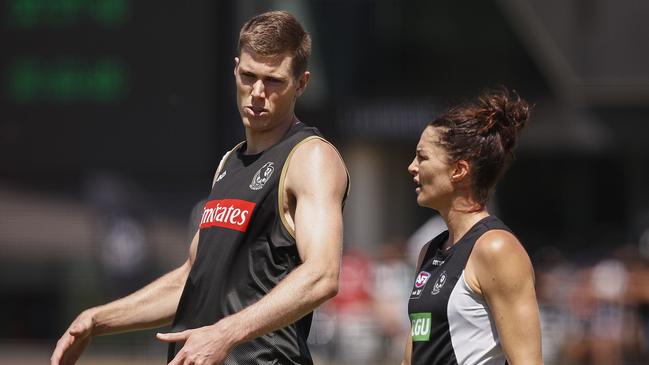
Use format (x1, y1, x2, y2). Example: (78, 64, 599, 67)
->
(535, 247, 575, 365)
(84, 173, 153, 296)
(534, 244, 649, 365)
(371, 239, 414, 364)
(328, 249, 379, 364)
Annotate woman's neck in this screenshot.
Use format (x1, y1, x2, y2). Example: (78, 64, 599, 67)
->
(437, 195, 489, 250)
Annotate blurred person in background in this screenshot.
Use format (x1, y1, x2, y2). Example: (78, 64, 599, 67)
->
(588, 255, 629, 365)
(402, 88, 542, 365)
(627, 247, 649, 364)
(584, 245, 648, 365)
(372, 239, 414, 364)
(51, 10, 349, 365)
(328, 248, 379, 364)
(533, 247, 574, 365)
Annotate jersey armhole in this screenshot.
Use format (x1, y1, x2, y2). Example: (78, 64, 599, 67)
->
(460, 271, 485, 301)
(277, 136, 350, 239)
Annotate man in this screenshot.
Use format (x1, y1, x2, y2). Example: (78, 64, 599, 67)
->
(51, 10, 349, 365)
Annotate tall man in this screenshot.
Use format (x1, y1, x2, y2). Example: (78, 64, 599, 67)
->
(51, 10, 349, 365)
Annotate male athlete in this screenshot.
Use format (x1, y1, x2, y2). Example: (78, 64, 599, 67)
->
(51, 10, 349, 365)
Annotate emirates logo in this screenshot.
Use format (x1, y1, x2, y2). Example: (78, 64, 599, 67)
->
(199, 199, 256, 232)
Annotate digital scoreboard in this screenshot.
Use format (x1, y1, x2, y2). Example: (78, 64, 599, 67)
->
(1, 1, 221, 179)
(4, 0, 130, 104)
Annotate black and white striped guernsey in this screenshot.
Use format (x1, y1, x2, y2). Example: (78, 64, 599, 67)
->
(168, 121, 348, 365)
(408, 215, 512, 365)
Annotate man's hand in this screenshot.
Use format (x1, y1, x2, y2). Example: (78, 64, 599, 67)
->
(157, 323, 237, 365)
(50, 311, 95, 365)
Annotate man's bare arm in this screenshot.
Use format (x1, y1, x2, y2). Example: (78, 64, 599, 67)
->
(157, 139, 348, 365)
(50, 230, 199, 365)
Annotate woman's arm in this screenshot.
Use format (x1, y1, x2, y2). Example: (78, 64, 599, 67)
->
(466, 229, 543, 365)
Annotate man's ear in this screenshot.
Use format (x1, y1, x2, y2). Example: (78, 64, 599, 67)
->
(451, 160, 470, 183)
(233, 57, 240, 77)
(295, 71, 311, 97)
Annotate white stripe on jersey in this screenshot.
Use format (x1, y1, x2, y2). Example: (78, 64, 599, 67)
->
(447, 271, 506, 365)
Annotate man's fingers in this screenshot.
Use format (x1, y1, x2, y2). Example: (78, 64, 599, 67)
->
(167, 348, 186, 365)
(157, 331, 189, 343)
(50, 335, 72, 365)
(50, 351, 61, 365)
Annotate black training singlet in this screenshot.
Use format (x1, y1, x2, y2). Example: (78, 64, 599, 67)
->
(408, 215, 512, 365)
(169, 122, 347, 364)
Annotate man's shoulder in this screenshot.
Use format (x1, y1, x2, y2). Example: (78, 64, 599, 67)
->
(285, 137, 348, 195)
(291, 137, 345, 167)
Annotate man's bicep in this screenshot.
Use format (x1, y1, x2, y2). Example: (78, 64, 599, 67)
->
(294, 193, 344, 262)
(288, 140, 348, 262)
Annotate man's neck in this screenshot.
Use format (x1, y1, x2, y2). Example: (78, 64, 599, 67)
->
(244, 116, 296, 155)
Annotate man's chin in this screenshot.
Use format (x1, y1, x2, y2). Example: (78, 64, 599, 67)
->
(243, 118, 272, 131)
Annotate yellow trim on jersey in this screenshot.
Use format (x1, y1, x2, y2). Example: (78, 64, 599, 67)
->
(212, 141, 246, 187)
(278, 136, 351, 239)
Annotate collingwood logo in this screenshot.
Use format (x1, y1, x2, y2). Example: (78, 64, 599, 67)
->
(250, 162, 275, 190)
(431, 271, 447, 295)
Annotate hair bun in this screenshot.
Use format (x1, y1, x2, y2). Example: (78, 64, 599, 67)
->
(479, 87, 530, 152)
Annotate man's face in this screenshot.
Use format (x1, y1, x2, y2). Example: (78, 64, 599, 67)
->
(234, 48, 309, 133)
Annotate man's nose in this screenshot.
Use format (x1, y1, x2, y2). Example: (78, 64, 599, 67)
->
(251, 79, 265, 98)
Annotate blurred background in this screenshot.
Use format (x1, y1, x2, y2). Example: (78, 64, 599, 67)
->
(2, 0, 649, 364)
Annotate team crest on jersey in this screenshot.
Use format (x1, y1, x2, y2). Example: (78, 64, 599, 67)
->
(431, 271, 447, 295)
(410, 271, 431, 299)
(250, 162, 275, 190)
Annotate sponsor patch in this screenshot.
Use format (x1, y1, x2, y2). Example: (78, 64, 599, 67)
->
(410, 312, 432, 341)
(199, 199, 256, 232)
(410, 271, 431, 299)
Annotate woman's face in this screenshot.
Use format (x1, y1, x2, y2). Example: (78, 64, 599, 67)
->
(408, 126, 455, 209)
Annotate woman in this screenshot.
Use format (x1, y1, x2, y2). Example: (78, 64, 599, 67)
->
(403, 88, 542, 365)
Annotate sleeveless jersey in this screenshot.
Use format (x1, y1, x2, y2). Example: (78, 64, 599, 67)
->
(169, 122, 347, 365)
(408, 215, 512, 365)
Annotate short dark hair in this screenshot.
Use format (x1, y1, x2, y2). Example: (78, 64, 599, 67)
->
(238, 10, 311, 79)
(429, 87, 531, 206)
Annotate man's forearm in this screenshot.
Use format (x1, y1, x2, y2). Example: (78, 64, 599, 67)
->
(90, 261, 190, 336)
(217, 260, 337, 345)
